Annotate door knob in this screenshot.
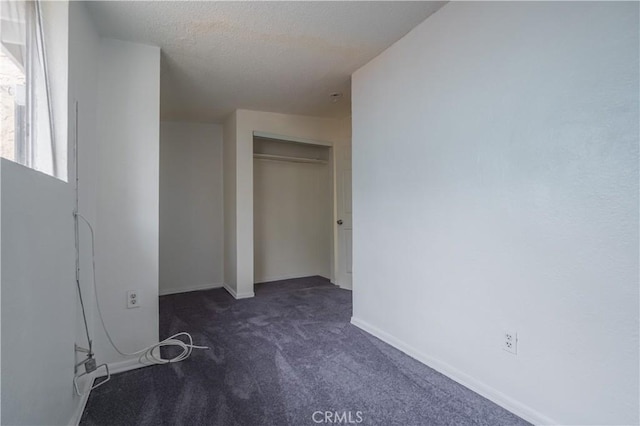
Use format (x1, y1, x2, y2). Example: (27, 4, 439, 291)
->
(337, 220, 343, 225)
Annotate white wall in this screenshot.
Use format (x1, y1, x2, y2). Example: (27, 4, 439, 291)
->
(226, 109, 349, 298)
(160, 121, 224, 295)
(1, 144, 2, 425)
(351, 2, 639, 425)
(254, 156, 332, 283)
(1, 162, 76, 425)
(1, 4, 162, 423)
(1, 154, 2, 425)
(0, 3, 79, 425)
(223, 111, 238, 295)
(68, 1, 100, 400)
(94, 39, 161, 365)
(69, 0, 162, 403)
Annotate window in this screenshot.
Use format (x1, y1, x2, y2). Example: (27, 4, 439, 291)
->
(1, 0, 60, 179)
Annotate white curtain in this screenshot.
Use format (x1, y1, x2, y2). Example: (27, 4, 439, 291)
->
(1, 0, 57, 177)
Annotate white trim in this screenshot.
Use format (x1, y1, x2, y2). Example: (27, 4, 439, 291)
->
(223, 282, 255, 299)
(68, 374, 94, 426)
(253, 131, 332, 147)
(159, 282, 223, 296)
(350, 317, 557, 426)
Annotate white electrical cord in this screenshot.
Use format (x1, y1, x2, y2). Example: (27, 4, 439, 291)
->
(75, 213, 209, 365)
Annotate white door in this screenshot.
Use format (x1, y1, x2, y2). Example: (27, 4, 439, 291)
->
(336, 141, 352, 289)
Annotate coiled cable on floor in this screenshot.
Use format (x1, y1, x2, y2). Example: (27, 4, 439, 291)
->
(76, 213, 209, 365)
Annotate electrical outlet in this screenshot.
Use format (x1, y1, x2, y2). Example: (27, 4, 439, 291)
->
(127, 290, 140, 309)
(503, 331, 517, 354)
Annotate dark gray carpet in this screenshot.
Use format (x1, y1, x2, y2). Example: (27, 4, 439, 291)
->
(80, 276, 529, 426)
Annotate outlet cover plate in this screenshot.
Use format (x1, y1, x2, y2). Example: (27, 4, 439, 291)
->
(503, 331, 517, 354)
(127, 290, 140, 309)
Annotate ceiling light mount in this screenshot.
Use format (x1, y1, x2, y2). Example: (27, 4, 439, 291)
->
(329, 92, 343, 103)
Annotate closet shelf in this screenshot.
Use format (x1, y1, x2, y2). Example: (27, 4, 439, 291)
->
(253, 153, 328, 164)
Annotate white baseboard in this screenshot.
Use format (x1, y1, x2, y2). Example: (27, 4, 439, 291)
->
(159, 282, 223, 296)
(223, 282, 254, 299)
(350, 317, 556, 426)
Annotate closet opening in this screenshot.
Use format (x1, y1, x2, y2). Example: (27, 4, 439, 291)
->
(253, 134, 334, 293)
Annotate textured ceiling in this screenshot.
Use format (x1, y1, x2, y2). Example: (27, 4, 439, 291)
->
(86, 1, 446, 123)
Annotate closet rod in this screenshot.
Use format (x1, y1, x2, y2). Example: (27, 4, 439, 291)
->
(253, 153, 327, 164)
